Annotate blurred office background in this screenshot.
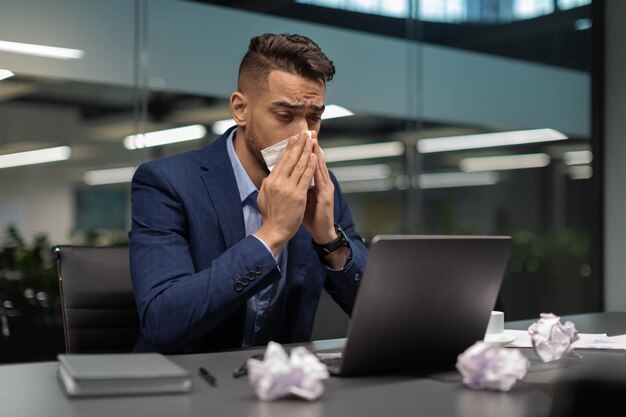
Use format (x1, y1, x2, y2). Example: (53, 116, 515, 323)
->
(1, 0, 625, 363)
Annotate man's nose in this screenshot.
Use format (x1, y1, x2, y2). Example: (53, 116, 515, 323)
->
(295, 117, 309, 133)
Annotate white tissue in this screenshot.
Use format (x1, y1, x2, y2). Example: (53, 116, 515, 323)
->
(261, 139, 291, 172)
(528, 312, 579, 362)
(261, 131, 319, 187)
(456, 341, 529, 392)
(247, 341, 330, 401)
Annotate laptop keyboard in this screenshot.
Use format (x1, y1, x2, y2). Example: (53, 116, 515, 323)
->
(315, 352, 343, 368)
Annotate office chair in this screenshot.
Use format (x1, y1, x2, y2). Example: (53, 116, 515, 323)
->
(54, 245, 139, 353)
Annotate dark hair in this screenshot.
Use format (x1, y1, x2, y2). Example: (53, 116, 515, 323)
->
(238, 33, 335, 92)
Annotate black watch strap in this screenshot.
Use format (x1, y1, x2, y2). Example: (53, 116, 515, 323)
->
(312, 223, 349, 257)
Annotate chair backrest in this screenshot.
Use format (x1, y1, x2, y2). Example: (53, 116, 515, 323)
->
(54, 245, 139, 353)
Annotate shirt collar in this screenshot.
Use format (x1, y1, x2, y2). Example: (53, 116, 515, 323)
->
(226, 128, 258, 204)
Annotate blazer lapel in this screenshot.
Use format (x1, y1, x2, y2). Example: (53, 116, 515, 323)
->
(200, 129, 246, 248)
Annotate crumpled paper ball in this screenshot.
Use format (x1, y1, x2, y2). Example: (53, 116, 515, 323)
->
(247, 341, 330, 401)
(456, 341, 529, 391)
(528, 313, 579, 363)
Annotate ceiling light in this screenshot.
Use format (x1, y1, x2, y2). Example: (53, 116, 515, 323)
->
(339, 178, 394, 193)
(0, 69, 14, 81)
(331, 164, 391, 182)
(417, 128, 567, 153)
(575, 18, 592, 31)
(325, 142, 404, 163)
(0, 146, 71, 169)
(460, 153, 550, 172)
(419, 172, 499, 189)
(569, 165, 592, 180)
(322, 104, 354, 119)
(210, 105, 353, 135)
(84, 167, 136, 185)
(0, 40, 84, 60)
(564, 150, 592, 165)
(124, 125, 207, 149)
(212, 119, 236, 135)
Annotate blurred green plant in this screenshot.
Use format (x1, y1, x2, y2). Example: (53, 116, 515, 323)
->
(0, 225, 57, 296)
(508, 229, 590, 273)
(501, 228, 592, 320)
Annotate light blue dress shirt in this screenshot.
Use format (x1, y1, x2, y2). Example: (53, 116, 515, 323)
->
(226, 130, 288, 347)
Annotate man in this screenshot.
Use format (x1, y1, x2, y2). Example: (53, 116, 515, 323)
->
(130, 33, 368, 354)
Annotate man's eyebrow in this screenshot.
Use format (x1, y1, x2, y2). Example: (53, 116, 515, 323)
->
(272, 101, 325, 112)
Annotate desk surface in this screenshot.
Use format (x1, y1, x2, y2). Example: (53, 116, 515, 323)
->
(1, 312, 625, 417)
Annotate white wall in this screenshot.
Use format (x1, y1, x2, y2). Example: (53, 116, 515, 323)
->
(604, 0, 626, 311)
(0, 166, 74, 245)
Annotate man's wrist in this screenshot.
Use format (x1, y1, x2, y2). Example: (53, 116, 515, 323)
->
(312, 223, 350, 258)
(251, 235, 280, 264)
(254, 226, 288, 257)
(312, 226, 339, 245)
(322, 245, 351, 270)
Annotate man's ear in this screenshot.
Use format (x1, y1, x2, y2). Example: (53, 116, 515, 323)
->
(230, 92, 247, 127)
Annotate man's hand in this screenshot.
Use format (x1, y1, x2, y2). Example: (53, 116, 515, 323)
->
(303, 132, 350, 269)
(255, 132, 317, 256)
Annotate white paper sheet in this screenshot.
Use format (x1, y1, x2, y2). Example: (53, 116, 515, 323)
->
(504, 329, 626, 350)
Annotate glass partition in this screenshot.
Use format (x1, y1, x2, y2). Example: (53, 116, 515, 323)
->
(0, 0, 597, 362)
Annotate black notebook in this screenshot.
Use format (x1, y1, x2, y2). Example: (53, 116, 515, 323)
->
(57, 353, 193, 397)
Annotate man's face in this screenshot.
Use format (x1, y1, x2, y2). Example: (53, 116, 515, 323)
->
(245, 70, 325, 172)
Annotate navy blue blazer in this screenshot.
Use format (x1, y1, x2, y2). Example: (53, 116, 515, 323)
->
(129, 128, 368, 354)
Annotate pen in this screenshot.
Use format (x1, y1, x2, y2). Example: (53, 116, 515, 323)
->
(233, 353, 264, 378)
(199, 367, 217, 387)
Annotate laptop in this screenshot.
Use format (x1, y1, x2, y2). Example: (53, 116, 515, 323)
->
(316, 234, 512, 376)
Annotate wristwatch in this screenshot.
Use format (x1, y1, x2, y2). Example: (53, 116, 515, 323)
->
(312, 223, 350, 257)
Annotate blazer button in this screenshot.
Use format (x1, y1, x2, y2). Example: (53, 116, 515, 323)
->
(234, 282, 244, 292)
(240, 277, 249, 286)
(353, 273, 361, 282)
(246, 271, 256, 281)
(253, 265, 263, 275)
